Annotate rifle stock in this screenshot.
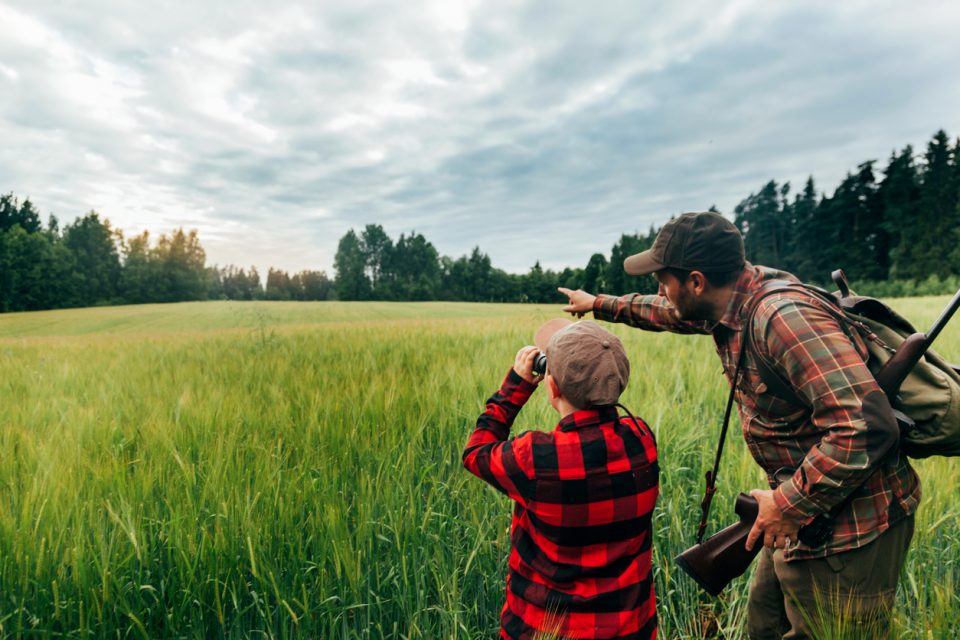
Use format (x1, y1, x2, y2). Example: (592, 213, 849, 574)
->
(674, 494, 761, 596)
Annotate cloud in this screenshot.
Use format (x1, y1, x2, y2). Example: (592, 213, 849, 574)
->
(1, 0, 959, 276)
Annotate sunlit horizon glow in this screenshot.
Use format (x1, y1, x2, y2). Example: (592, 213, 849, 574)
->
(2, 1, 959, 275)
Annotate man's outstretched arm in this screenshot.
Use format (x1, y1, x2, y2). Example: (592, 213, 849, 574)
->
(558, 287, 710, 334)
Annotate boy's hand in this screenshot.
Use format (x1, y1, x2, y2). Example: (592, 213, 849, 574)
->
(558, 287, 596, 318)
(513, 346, 543, 385)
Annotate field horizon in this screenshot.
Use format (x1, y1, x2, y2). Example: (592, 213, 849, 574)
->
(1, 298, 958, 638)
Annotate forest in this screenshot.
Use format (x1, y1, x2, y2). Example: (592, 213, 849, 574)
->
(2, 129, 958, 312)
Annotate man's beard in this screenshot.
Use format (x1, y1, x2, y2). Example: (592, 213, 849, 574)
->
(671, 287, 714, 321)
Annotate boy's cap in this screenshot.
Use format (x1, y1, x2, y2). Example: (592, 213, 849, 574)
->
(624, 211, 745, 276)
(545, 320, 629, 409)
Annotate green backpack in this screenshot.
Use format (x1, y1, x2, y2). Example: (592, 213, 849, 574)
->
(746, 271, 960, 459)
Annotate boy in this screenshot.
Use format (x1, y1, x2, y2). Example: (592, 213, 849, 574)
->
(463, 320, 659, 639)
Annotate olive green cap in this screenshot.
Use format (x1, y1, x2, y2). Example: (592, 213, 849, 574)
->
(624, 211, 745, 276)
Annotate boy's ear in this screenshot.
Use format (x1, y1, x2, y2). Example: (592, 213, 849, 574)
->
(546, 374, 562, 401)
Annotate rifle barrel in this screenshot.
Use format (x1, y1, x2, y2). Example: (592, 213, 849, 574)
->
(926, 287, 960, 347)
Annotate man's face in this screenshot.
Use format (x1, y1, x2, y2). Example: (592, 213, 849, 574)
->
(654, 271, 713, 321)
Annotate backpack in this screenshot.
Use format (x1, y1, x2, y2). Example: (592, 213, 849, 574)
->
(744, 270, 960, 459)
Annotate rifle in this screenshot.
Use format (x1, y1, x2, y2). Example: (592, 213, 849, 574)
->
(676, 281, 960, 596)
(875, 285, 960, 399)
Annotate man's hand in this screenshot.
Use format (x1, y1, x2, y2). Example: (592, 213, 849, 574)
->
(745, 489, 801, 552)
(513, 346, 542, 385)
(557, 287, 596, 318)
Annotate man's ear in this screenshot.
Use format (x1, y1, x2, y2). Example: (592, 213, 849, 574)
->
(688, 270, 707, 295)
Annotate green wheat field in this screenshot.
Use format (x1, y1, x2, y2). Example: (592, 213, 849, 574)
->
(0, 298, 957, 638)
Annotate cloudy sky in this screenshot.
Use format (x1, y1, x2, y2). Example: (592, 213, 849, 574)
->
(2, 1, 959, 275)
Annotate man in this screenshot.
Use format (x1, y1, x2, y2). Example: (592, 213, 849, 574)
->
(463, 321, 659, 639)
(559, 212, 919, 639)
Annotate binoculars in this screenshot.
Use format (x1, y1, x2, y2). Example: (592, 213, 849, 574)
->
(532, 351, 547, 377)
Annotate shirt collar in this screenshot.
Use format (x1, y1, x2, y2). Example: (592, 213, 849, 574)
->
(713, 262, 764, 332)
(712, 262, 801, 332)
(557, 406, 621, 432)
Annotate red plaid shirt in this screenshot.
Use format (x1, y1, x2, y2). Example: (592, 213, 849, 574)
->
(593, 263, 920, 560)
(463, 370, 659, 639)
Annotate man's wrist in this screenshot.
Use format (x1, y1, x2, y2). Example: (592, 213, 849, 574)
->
(773, 479, 818, 525)
(592, 294, 614, 320)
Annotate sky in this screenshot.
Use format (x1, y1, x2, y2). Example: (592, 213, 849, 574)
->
(2, 0, 960, 276)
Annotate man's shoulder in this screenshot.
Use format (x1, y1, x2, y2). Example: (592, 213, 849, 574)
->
(748, 278, 836, 322)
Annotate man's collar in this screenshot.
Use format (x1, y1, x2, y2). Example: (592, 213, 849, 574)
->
(713, 262, 763, 332)
(711, 263, 803, 332)
(557, 406, 620, 432)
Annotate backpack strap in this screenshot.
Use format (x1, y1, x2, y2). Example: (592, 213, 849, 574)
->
(742, 280, 865, 408)
(740, 280, 813, 408)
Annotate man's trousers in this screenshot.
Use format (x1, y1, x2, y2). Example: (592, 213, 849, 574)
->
(746, 515, 914, 640)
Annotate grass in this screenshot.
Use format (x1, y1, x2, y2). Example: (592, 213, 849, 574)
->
(0, 297, 957, 638)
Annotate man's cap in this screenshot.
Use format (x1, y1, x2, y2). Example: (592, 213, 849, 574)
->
(623, 211, 745, 276)
(539, 320, 630, 409)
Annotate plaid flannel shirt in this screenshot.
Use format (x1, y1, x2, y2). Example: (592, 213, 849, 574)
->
(593, 263, 920, 560)
(463, 370, 659, 640)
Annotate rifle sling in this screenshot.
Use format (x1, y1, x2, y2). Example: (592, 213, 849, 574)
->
(695, 321, 748, 544)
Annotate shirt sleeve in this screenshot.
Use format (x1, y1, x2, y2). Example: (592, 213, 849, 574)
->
(758, 298, 900, 522)
(462, 369, 539, 504)
(592, 293, 711, 334)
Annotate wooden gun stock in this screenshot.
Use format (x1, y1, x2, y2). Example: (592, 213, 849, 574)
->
(675, 493, 761, 596)
(874, 333, 928, 399)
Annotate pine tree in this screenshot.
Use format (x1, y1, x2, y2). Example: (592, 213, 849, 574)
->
(734, 181, 788, 269)
(605, 229, 657, 295)
(882, 146, 922, 279)
(950, 136, 960, 273)
(360, 224, 393, 298)
(583, 253, 608, 293)
(62, 212, 122, 307)
(389, 232, 440, 301)
(785, 177, 819, 280)
(334, 229, 371, 300)
(913, 130, 955, 278)
(822, 162, 885, 280)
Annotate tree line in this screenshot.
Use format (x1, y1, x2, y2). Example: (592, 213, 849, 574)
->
(2, 129, 958, 312)
(333, 128, 960, 301)
(733, 129, 960, 290)
(0, 198, 332, 312)
(331, 224, 660, 303)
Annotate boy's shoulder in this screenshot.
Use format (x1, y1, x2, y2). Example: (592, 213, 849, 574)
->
(510, 416, 657, 480)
